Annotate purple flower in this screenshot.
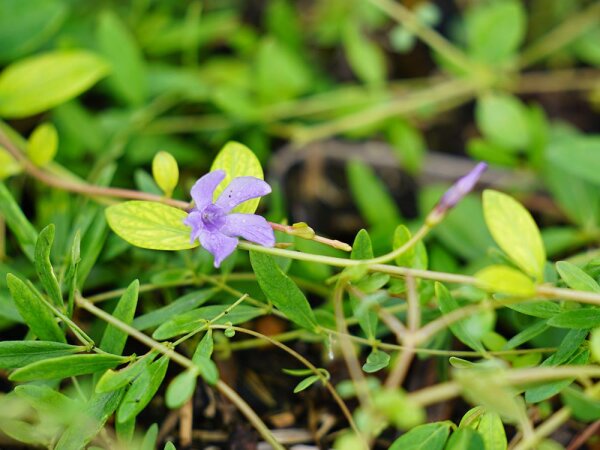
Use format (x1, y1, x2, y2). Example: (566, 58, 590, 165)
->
(183, 170, 275, 267)
(427, 162, 488, 225)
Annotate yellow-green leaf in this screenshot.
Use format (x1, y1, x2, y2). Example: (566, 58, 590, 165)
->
(0, 50, 110, 118)
(105, 201, 197, 251)
(483, 190, 546, 280)
(476, 265, 536, 297)
(152, 151, 179, 197)
(27, 122, 58, 166)
(210, 141, 263, 214)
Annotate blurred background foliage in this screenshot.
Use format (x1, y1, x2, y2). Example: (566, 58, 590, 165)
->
(0, 0, 599, 447)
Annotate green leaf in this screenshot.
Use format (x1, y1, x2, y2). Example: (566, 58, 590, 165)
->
(475, 411, 506, 450)
(504, 320, 549, 350)
(445, 428, 485, 450)
(393, 224, 416, 267)
(6, 273, 65, 342)
(556, 261, 600, 293)
(0, 341, 83, 369)
(166, 369, 198, 408)
(255, 37, 312, 103)
(140, 423, 159, 450)
(547, 308, 600, 329)
(592, 328, 600, 363)
(390, 422, 452, 450)
(373, 388, 426, 429)
(10, 353, 125, 381)
(0, 0, 68, 63)
(465, 0, 526, 63)
(96, 353, 156, 393)
(152, 304, 263, 340)
(436, 282, 485, 352)
(117, 355, 169, 423)
(34, 224, 63, 308)
(27, 122, 58, 166)
(0, 182, 37, 260)
(97, 10, 146, 105)
(343, 21, 386, 87)
(476, 265, 536, 297)
(0, 50, 110, 118)
(164, 442, 176, 450)
(250, 251, 318, 331)
(386, 119, 425, 174)
(55, 389, 124, 450)
(347, 160, 401, 231)
(152, 151, 179, 197)
(476, 94, 530, 151)
(99, 280, 139, 355)
(561, 386, 600, 421)
(192, 331, 219, 385)
(105, 201, 197, 250)
(362, 349, 390, 373)
(547, 136, 600, 186)
(15, 384, 82, 417)
(210, 141, 264, 214)
(525, 347, 589, 403)
(133, 289, 217, 331)
(506, 300, 561, 319)
(293, 375, 320, 393)
(483, 190, 546, 280)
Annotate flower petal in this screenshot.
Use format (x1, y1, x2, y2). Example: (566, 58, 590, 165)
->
(190, 170, 226, 210)
(198, 230, 239, 268)
(221, 213, 275, 247)
(215, 176, 271, 213)
(183, 210, 204, 243)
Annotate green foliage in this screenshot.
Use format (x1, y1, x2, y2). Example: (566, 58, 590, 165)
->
(1, 1, 600, 448)
(0, 50, 109, 118)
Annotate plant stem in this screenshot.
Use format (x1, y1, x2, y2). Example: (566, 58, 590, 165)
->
(513, 407, 571, 450)
(367, 0, 474, 72)
(518, 2, 600, 68)
(239, 242, 600, 306)
(210, 324, 361, 440)
(76, 295, 284, 450)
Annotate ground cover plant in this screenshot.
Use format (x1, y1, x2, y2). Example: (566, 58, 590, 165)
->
(0, 0, 599, 449)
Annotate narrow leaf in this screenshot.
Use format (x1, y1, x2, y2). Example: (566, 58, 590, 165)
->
(6, 273, 65, 342)
(9, 353, 125, 381)
(547, 308, 600, 329)
(0, 341, 83, 369)
(390, 422, 451, 450)
(250, 251, 318, 331)
(117, 355, 169, 423)
(0, 182, 37, 260)
(34, 224, 63, 308)
(99, 279, 139, 355)
(556, 261, 600, 293)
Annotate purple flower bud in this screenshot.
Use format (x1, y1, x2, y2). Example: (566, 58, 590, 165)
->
(183, 170, 275, 267)
(427, 162, 488, 225)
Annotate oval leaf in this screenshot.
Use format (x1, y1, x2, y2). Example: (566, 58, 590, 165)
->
(476, 265, 536, 297)
(165, 369, 198, 408)
(390, 422, 451, 450)
(106, 201, 197, 250)
(210, 141, 263, 214)
(0, 50, 110, 118)
(556, 261, 600, 293)
(483, 190, 546, 280)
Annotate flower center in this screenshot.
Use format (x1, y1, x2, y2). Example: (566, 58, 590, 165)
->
(200, 204, 226, 231)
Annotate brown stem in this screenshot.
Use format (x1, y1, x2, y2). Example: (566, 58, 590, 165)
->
(0, 126, 351, 251)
